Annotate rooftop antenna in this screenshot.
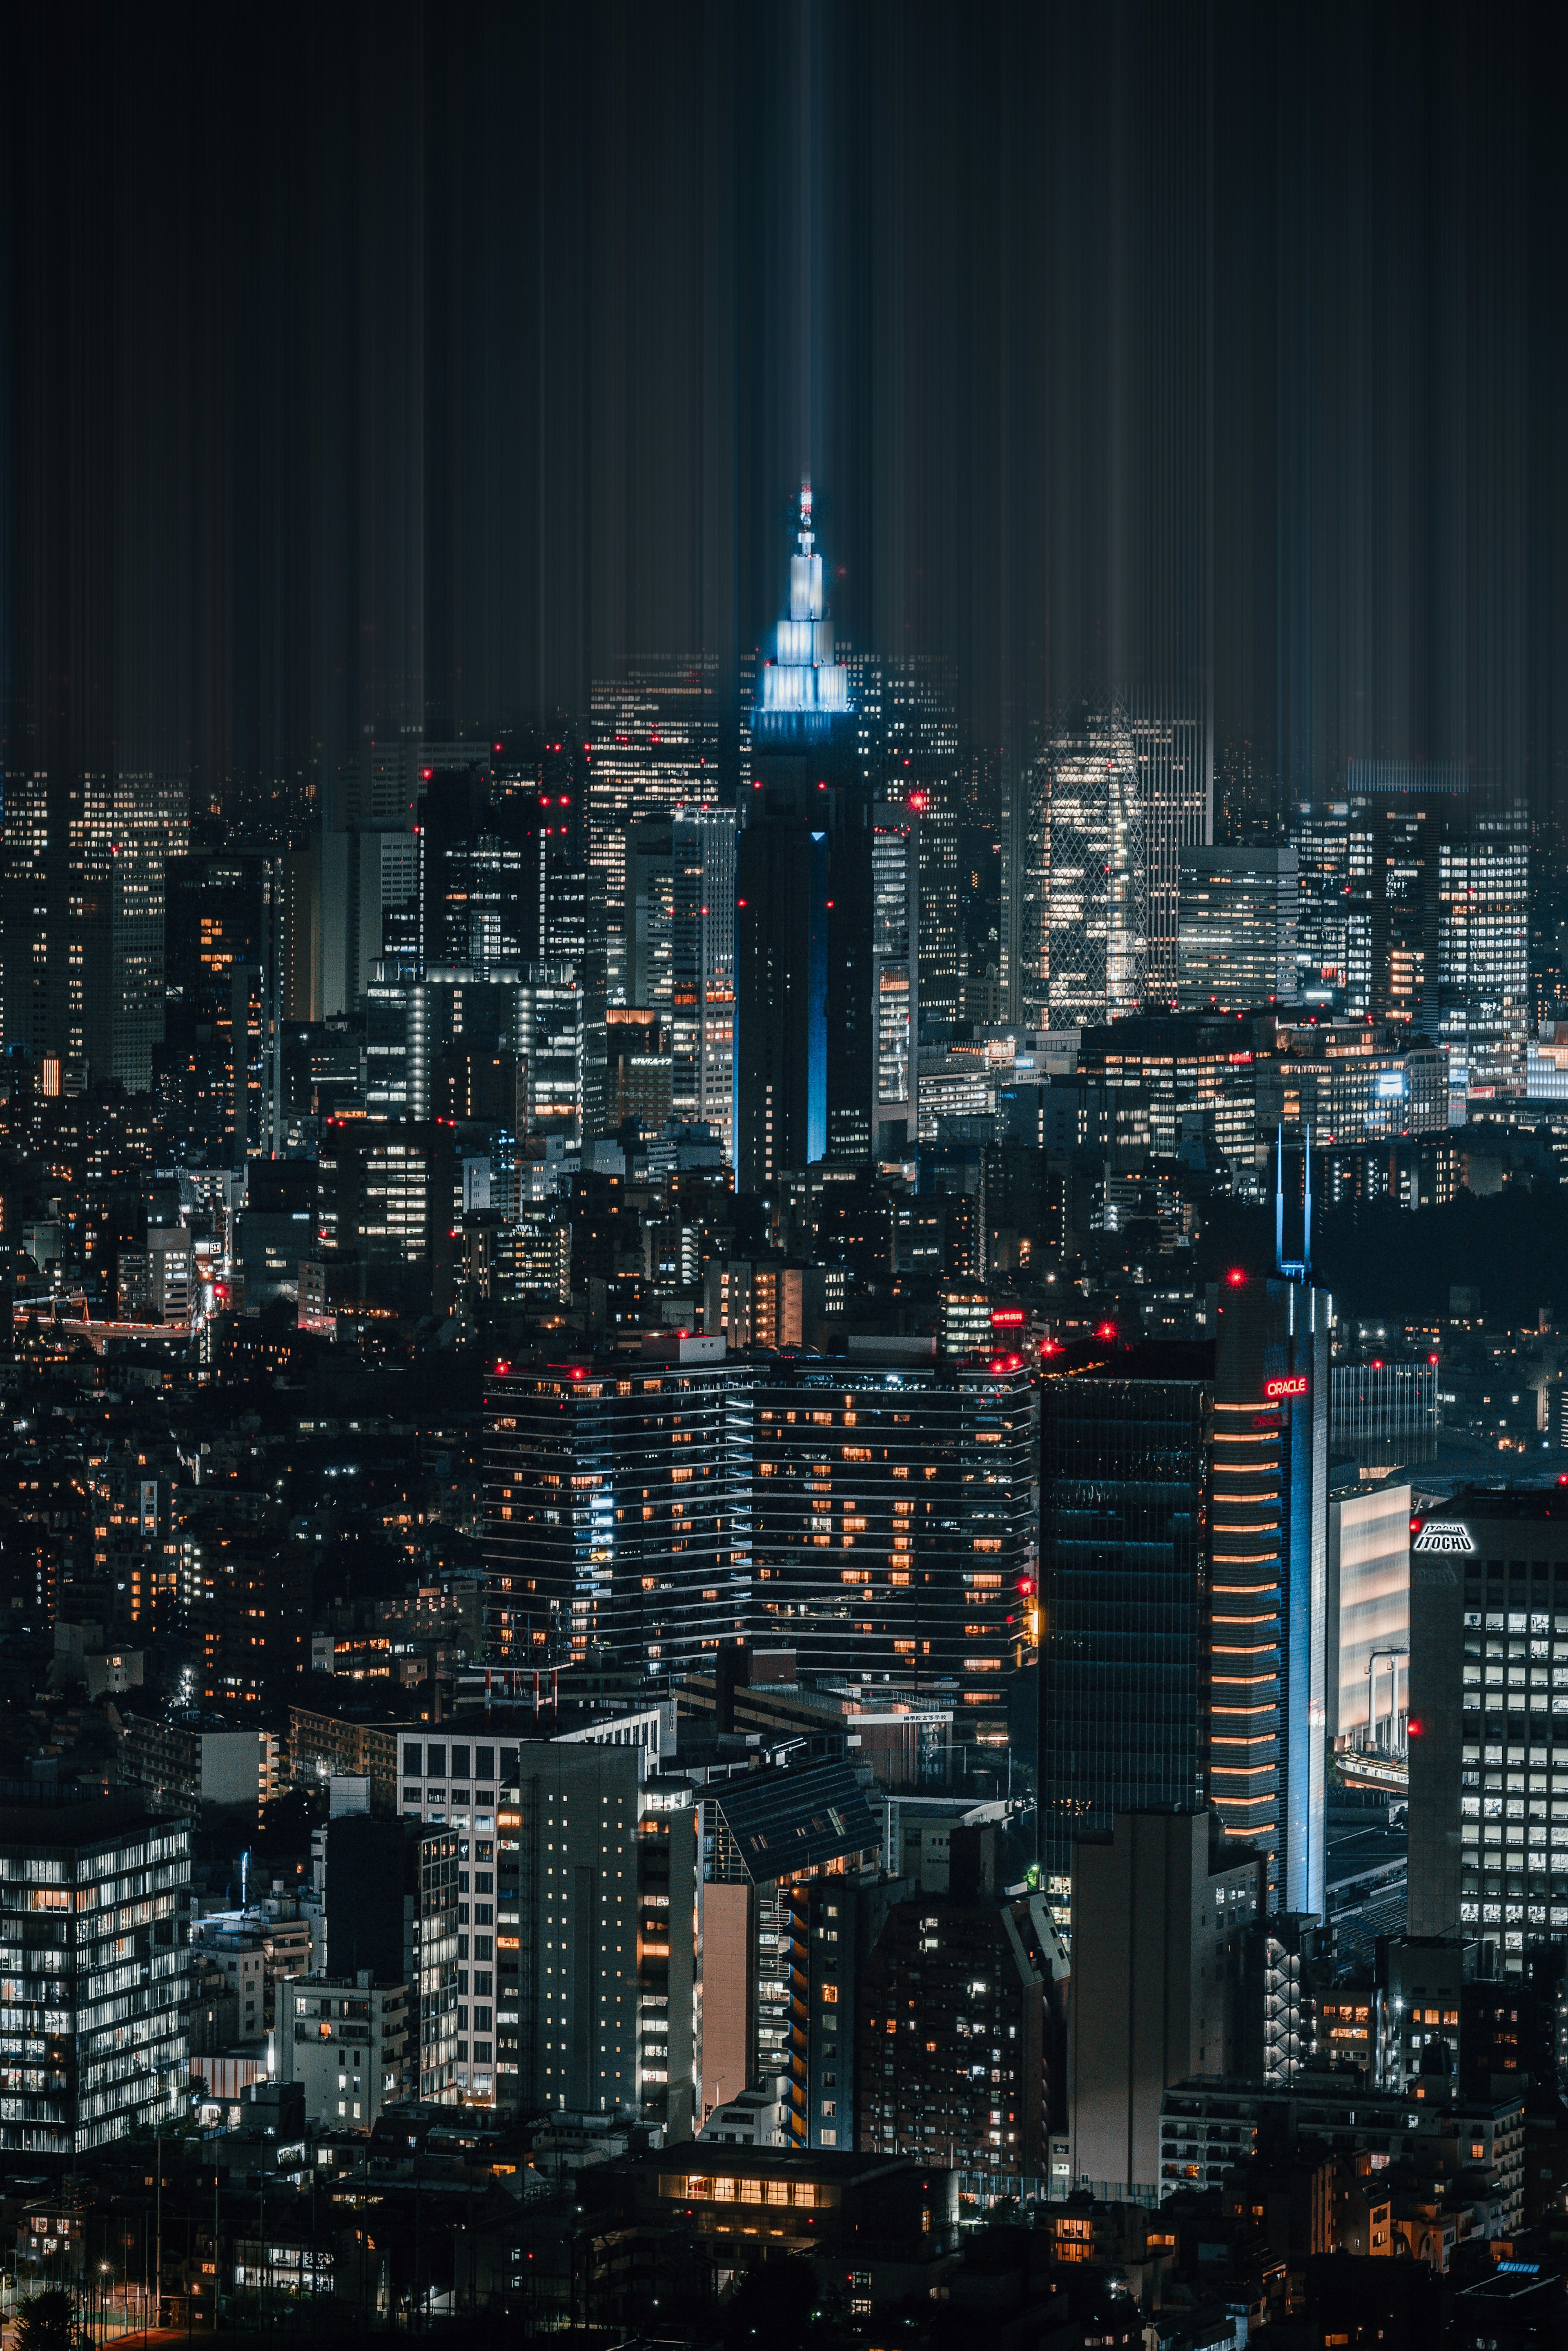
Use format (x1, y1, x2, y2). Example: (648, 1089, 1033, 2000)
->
(1278, 1124, 1312, 1284)
(1303, 1122, 1313, 1279)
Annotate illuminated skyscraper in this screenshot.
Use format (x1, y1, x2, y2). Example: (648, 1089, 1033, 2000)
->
(752, 481, 851, 744)
(1177, 846, 1298, 1010)
(670, 803, 736, 1156)
(1130, 698, 1211, 1006)
(740, 484, 918, 1169)
(588, 658, 723, 1005)
(1438, 811, 1530, 1090)
(1289, 801, 1353, 1009)
(1209, 1188, 1330, 1914)
(0, 768, 188, 1091)
(1038, 1162, 1330, 1925)
(1018, 706, 1146, 1030)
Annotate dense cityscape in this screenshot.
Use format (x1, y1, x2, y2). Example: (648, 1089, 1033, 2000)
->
(3, 4, 1568, 2351)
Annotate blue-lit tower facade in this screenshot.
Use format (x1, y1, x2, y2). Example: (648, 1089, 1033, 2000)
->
(1209, 1147, 1331, 1914)
(737, 483, 919, 1182)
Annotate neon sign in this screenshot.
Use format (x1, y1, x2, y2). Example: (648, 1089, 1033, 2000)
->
(1263, 1374, 1309, 1400)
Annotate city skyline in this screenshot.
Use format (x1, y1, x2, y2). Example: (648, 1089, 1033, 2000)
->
(4, 1, 1564, 830)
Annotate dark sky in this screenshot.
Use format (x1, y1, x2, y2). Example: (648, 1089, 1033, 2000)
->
(2, 0, 1562, 820)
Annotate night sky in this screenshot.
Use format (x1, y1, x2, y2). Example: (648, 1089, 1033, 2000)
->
(2, 0, 1561, 823)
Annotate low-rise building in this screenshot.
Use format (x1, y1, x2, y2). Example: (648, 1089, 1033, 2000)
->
(1158, 2076, 1525, 2231)
(278, 1973, 412, 2130)
(118, 1711, 269, 1811)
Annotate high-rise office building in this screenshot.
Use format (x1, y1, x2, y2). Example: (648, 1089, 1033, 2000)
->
(834, 648, 963, 1042)
(856, 1826, 1057, 2181)
(739, 491, 923, 1169)
(496, 1741, 645, 2120)
(735, 809, 828, 1185)
(748, 1351, 1036, 1750)
(1130, 699, 1211, 1009)
(1076, 1013, 1258, 1164)
(318, 1812, 463, 2104)
(1252, 1019, 1450, 1146)
(1438, 813, 1530, 1091)
(484, 1336, 748, 1674)
(589, 658, 724, 1006)
(1068, 1810, 1263, 2195)
(671, 803, 737, 1156)
(483, 1343, 1036, 1747)
(0, 1793, 191, 2154)
(1039, 1241, 1329, 1922)
(1407, 1489, 1568, 1974)
(1177, 845, 1298, 1010)
(607, 1007, 674, 1131)
(1017, 707, 1146, 1030)
(1210, 1268, 1331, 1912)
(625, 820, 675, 1010)
(315, 1118, 458, 1316)
(1326, 1477, 1411, 1752)
(1, 769, 188, 1093)
(1038, 1345, 1215, 1926)
(1291, 801, 1354, 1009)
(160, 848, 305, 1161)
(319, 737, 479, 1016)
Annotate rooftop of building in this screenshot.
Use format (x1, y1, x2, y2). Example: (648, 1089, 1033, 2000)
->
(635, 2139, 942, 2186)
(1423, 1484, 1568, 1525)
(0, 1789, 176, 1848)
(1042, 1338, 1216, 1385)
(1163, 2075, 1524, 2117)
(702, 1755, 881, 1883)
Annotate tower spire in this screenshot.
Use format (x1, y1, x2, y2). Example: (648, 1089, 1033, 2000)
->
(754, 480, 850, 745)
(1302, 1123, 1313, 1280)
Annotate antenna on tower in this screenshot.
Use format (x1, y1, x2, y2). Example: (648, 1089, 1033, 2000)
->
(1276, 1122, 1311, 1284)
(1303, 1122, 1313, 1280)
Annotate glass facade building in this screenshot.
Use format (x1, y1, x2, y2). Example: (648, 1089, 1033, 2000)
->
(1177, 845, 1299, 1010)
(1038, 1349, 1214, 1928)
(1211, 1276, 1331, 1914)
(588, 656, 723, 1008)
(1407, 1490, 1568, 1974)
(671, 803, 737, 1157)
(747, 1354, 1037, 1749)
(484, 1345, 749, 1673)
(483, 1347, 1038, 1748)
(1017, 706, 1146, 1031)
(0, 1795, 190, 2154)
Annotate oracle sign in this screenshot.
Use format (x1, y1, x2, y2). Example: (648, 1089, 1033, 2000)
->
(1263, 1374, 1310, 1401)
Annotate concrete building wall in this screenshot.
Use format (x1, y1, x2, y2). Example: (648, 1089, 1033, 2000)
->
(197, 1731, 266, 1807)
(1069, 1810, 1261, 2195)
(699, 1880, 753, 2119)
